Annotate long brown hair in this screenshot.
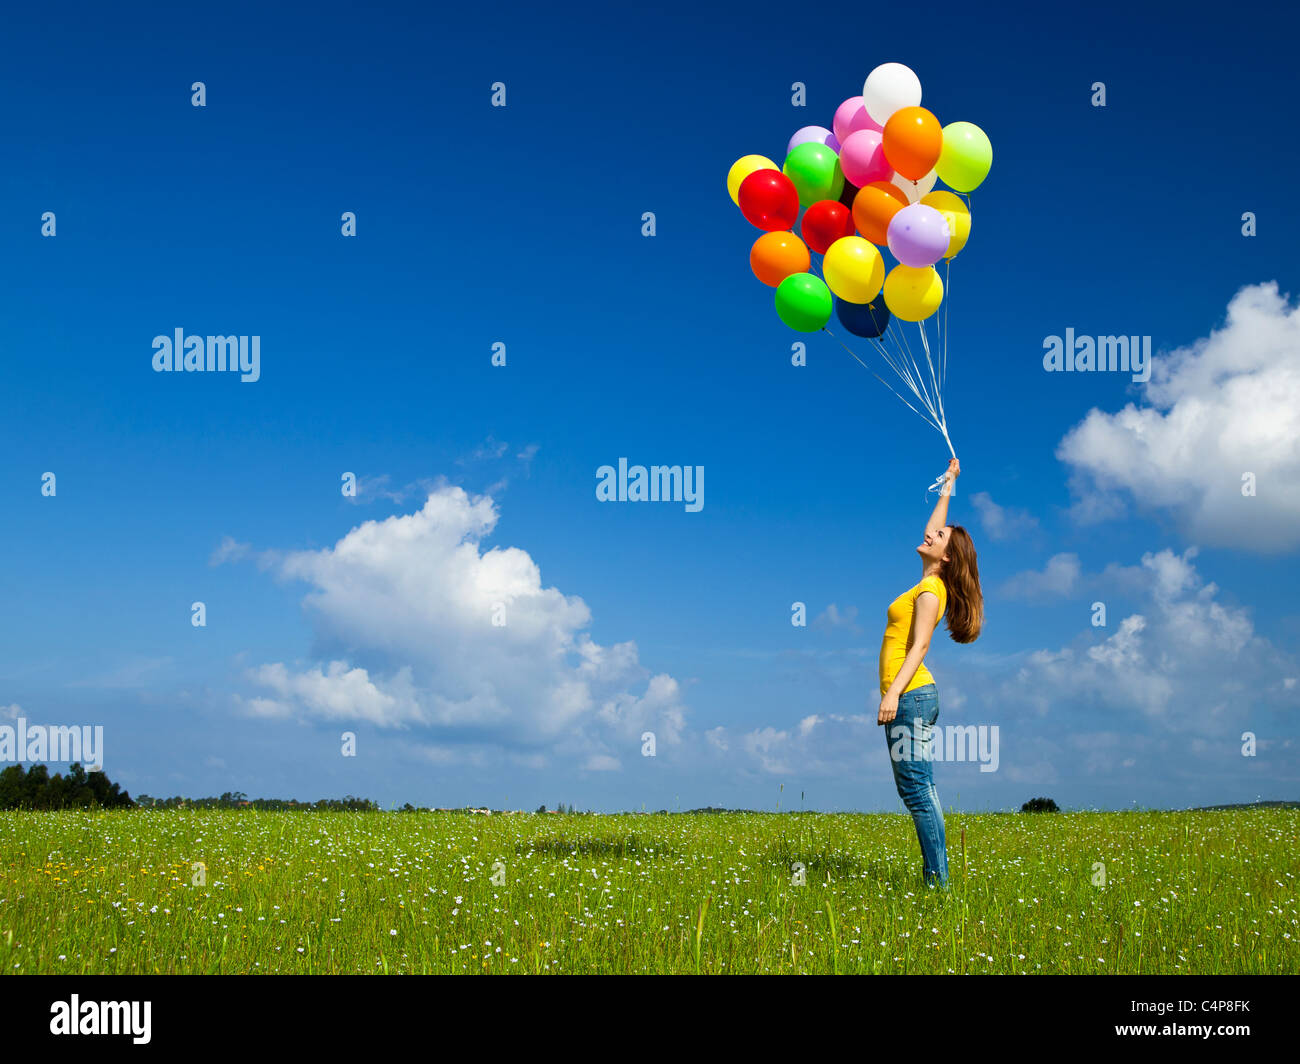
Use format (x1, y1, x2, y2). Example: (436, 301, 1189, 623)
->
(940, 525, 983, 643)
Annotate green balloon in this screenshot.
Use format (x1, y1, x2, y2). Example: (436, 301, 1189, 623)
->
(782, 142, 844, 207)
(775, 273, 833, 332)
(935, 122, 992, 193)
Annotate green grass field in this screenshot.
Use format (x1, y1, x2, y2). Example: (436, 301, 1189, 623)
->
(1, 808, 1294, 974)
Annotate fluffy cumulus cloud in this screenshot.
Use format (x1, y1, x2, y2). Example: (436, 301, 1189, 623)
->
(969, 492, 1039, 542)
(1003, 547, 1286, 727)
(1058, 282, 1300, 552)
(736, 714, 879, 779)
(1000, 552, 1081, 599)
(234, 487, 686, 768)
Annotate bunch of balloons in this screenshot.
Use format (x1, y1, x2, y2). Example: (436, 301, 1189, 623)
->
(726, 62, 990, 336)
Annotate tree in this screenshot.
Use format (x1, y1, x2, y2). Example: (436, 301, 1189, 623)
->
(23, 764, 50, 806)
(0, 765, 26, 808)
(0, 763, 134, 810)
(1021, 797, 1059, 813)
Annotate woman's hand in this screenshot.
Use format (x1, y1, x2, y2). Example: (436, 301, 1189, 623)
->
(946, 457, 961, 481)
(877, 690, 900, 726)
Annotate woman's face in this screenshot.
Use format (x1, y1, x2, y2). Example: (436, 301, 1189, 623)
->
(917, 525, 952, 565)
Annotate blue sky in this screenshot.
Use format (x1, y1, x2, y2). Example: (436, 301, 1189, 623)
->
(2, 0, 1297, 811)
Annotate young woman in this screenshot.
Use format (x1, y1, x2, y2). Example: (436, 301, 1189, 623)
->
(877, 457, 983, 887)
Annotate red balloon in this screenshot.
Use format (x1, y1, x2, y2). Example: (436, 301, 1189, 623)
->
(800, 200, 856, 254)
(738, 169, 799, 231)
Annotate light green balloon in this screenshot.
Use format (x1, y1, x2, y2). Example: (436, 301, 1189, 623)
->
(782, 142, 844, 207)
(775, 273, 833, 332)
(935, 122, 992, 193)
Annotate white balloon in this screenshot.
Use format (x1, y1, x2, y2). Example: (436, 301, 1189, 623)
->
(863, 62, 922, 126)
(891, 169, 937, 204)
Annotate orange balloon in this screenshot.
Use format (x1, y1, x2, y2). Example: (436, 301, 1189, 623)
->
(750, 231, 811, 287)
(882, 106, 942, 180)
(851, 181, 909, 245)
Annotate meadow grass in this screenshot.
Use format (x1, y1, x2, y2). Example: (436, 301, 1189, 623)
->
(1, 808, 1294, 974)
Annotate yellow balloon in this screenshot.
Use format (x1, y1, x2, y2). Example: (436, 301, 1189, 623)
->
(883, 264, 944, 321)
(727, 154, 779, 206)
(920, 190, 971, 258)
(822, 236, 884, 303)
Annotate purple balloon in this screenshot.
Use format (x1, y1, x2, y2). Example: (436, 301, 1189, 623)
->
(887, 204, 951, 267)
(787, 125, 839, 156)
(832, 96, 882, 145)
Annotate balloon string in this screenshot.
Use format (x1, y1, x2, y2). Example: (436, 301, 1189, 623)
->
(824, 317, 953, 497)
(926, 416, 957, 499)
(823, 327, 944, 434)
(878, 327, 944, 432)
(876, 319, 929, 415)
(872, 328, 928, 408)
(888, 318, 943, 427)
(941, 257, 952, 391)
(916, 317, 946, 430)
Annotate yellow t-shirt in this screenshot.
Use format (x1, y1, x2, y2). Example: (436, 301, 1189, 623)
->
(878, 574, 947, 695)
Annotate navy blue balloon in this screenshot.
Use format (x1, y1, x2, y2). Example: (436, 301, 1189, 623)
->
(836, 296, 890, 338)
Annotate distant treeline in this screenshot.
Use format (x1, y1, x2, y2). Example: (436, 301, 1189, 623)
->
(137, 792, 379, 811)
(0, 763, 133, 810)
(5, 766, 1290, 815)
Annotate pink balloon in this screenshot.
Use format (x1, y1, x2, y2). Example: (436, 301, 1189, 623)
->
(838, 129, 893, 187)
(832, 96, 882, 145)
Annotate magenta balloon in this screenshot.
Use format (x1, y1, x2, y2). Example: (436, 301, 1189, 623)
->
(787, 125, 839, 156)
(838, 129, 892, 187)
(832, 96, 882, 145)
(886, 204, 951, 268)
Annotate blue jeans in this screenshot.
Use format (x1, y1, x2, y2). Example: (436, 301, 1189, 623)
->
(884, 683, 948, 886)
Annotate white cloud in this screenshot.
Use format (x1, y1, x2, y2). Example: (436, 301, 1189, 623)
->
(210, 536, 251, 565)
(248, 662, 422, 726)
(1058, 282, 1300, 551)
(596, 673, 685, 745)
(210, 535, 279, 570)
(236, 695, 292, 719)
(970, 491, 1039, 541)
(722, 713, 884, 779)
(741, 726, 794, 775)
(238, 487, 686, 762)
(346, 474, 416, 505)
(1000, 552, 1082, 599)
(1003, 547, 1287, 725)
(812, 603, 862, 634)
(459, 436, 509, 463)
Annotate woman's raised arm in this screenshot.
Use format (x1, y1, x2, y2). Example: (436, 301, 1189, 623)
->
(925, 457, 961, 537)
